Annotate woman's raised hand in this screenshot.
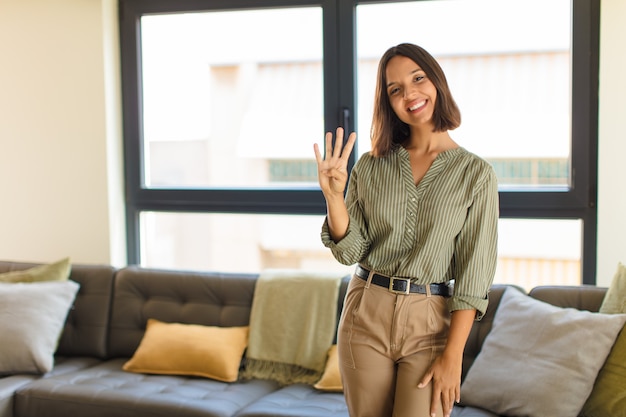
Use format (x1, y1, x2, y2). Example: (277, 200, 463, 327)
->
(313, 127, 357, 197)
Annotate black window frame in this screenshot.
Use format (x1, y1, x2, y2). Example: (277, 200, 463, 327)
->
(119, 0, 599, 283)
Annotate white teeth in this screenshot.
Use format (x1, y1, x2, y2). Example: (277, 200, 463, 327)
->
(409, 101, 426, 111)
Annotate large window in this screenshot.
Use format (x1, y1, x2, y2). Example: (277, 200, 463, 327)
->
(119, 0, 599, 289)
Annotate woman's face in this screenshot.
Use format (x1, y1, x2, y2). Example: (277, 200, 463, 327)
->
(385, 55, 437, 129)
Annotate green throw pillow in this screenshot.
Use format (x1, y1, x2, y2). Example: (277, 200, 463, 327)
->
(0, 258, 71, 283)
(581, 262, 626, 417)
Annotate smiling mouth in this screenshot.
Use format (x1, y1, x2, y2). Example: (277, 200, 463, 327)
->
(408, 100, 427, 112)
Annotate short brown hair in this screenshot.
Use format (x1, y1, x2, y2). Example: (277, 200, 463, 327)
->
(370, 43, 461, 157)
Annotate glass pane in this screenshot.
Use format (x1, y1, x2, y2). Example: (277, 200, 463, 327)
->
(139, 212, 354, 275)
(140, 8, 323, 188)
(140, 212, 581, 290)
(496, 218, 581, 291)
(356, 0, 572, 189)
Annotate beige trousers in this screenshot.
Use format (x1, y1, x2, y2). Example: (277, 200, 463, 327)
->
(337, 273, 451, 417)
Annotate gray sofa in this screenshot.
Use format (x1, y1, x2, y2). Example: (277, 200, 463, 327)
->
(0, 260, 609, 417)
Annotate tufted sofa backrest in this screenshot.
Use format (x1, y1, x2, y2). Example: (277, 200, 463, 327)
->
(56, 264, 116, 358)
(107, 266, 260, 358)
(107, 266, 352, 358)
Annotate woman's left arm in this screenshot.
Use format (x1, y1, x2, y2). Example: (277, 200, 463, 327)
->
(418, 308, 476, 417)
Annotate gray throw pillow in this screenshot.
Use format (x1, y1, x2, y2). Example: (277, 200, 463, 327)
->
(0, 280, 80, 375)
(461, 287, 626, 417)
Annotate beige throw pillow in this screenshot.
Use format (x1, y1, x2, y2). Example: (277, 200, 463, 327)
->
(599, 262, 626, 314)
(123, 319, 249, 383)
(460, 287, 626, 417)
(0, 258, 71, 283)
(0, 280, 80, 375)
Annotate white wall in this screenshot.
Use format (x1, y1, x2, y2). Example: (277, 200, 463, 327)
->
(0, 0, 125, 266)
(596, 0, 626, 286)
(0, 0, 623, 281)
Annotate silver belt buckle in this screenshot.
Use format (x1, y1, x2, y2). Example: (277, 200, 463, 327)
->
(389, 277, 411, 294)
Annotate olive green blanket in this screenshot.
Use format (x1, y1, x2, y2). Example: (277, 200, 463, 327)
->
(242, 270, 343, 386)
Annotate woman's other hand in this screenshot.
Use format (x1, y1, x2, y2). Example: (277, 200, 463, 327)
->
(418, 353, 461, 417)
(419, 309, 475, 417)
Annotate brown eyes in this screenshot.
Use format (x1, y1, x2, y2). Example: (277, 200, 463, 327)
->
(387, 76, 425, 96)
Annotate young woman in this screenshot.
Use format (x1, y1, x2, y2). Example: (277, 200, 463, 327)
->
(314, 43, 498, 417)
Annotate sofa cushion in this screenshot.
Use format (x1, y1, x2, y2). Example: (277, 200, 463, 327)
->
(0, 280, 79, 375)
(14, 358, 280, 417)
(450, 406, 499, 417)
(123, 319, 248, 382)
(0, 357, 101, 417)
(0, 257, 70, 283)
(236, 383, 348, 417)
(460, 287, 626, 417)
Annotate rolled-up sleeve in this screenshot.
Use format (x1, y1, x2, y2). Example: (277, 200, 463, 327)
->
(448, 167, 499, 320)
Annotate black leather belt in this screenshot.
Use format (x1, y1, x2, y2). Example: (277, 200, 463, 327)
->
(355, 265, 452, 297)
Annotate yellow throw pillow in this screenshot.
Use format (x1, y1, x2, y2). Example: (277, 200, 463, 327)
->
(0, 258, 71, 283)
(123, 319, 249, 383)
(313, 344, 343, 392)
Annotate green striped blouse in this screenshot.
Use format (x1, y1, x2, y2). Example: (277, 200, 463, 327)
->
(321, 146, 499, 319)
